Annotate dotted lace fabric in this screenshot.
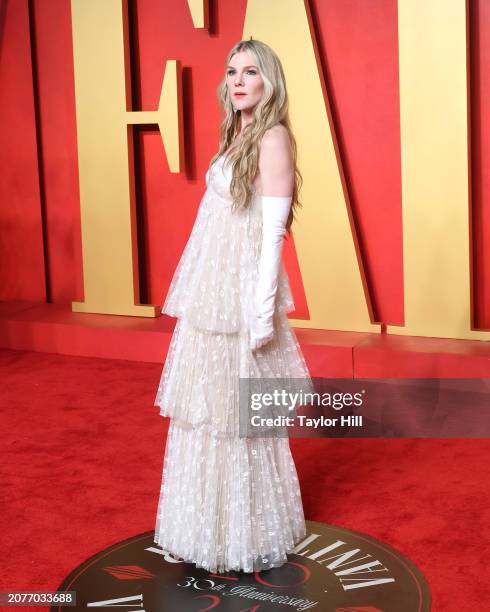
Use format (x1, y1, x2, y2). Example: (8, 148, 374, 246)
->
(153, 154, 313, 573)
(160, 155, 295, 333)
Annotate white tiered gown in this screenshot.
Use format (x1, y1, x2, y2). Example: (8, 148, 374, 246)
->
(153, 153, 312, 573)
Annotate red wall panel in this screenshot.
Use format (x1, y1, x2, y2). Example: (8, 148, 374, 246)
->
(310, 0, 402, 325)
(30, 0, 82, 304)
(0, 0, 45, 301)
(472, 0, 490, 327)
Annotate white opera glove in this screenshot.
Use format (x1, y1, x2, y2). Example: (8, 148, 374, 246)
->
(249, 195, 292, 351)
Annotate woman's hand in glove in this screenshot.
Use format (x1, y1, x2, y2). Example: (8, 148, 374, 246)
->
(249, 310, 275, 351)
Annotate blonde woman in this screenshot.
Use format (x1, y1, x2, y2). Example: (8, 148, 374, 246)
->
(153, 39, 312, 574)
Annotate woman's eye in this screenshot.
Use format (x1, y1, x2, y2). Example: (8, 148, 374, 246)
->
(227, 70, 257, 76)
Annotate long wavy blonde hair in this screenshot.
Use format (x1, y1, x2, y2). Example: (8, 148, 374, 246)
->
(210, 39, 303, 235)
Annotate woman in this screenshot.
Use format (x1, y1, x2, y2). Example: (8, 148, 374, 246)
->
(153, 39, 312, 574)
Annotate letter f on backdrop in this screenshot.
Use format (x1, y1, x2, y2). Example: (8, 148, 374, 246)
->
(70, 0, 183, 316)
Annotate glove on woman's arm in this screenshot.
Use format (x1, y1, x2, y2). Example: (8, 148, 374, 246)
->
(249, 194, 292, 351)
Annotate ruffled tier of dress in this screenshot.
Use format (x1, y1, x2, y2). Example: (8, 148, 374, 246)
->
(154, 313, 312, 438)
(154, 419, 307, 574)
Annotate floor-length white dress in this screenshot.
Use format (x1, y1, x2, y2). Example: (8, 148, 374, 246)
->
(153, 152, 312, 573)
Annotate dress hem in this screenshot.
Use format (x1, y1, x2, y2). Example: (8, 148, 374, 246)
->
(153, 525, 308, 575)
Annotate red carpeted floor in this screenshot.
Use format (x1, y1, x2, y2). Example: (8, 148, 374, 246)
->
(1, 347, 489, 610)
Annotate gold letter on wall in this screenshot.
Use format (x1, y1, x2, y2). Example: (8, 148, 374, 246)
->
(388, 0, 490, 340)
(243, 0, 380, 334)
(71, 0, 183, 316)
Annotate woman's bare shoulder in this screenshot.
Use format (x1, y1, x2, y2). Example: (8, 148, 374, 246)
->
(259, 125, 292, 169)
(258, 125, 294, 194)
(260, 124, 290, 151)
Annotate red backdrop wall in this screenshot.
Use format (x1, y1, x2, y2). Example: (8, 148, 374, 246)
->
(1, 0, 489, 329)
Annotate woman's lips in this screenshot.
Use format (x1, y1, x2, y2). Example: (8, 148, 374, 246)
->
(234, 93, 246, 96)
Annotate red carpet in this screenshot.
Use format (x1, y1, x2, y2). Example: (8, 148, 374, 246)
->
(1, 347, 489, 610)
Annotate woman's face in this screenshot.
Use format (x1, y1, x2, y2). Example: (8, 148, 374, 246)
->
(226, 50, 264, 114)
